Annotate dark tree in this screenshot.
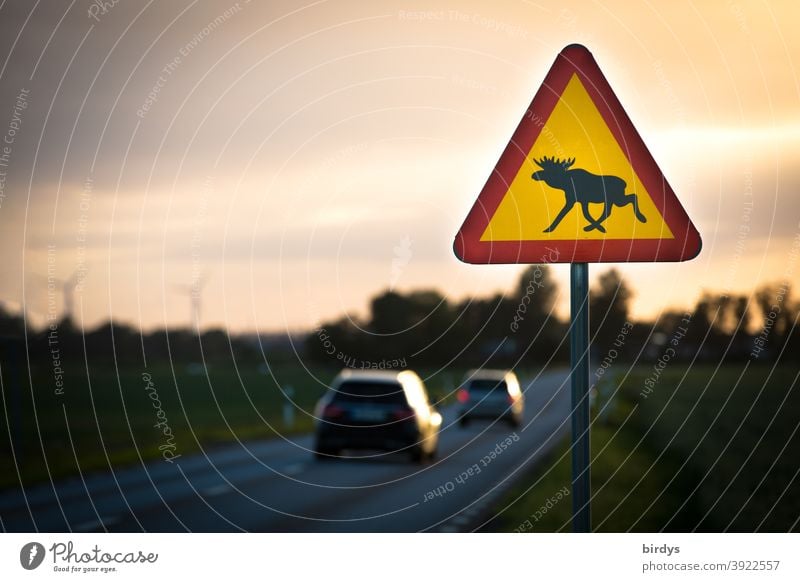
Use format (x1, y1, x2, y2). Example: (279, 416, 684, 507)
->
(511, 265, 563, 362)
(590, 269, 633, 353)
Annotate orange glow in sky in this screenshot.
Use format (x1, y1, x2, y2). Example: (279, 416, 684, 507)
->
(0, 0, 798, 332)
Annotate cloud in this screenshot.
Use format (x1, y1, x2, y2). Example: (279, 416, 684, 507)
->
(2, 0, 800, 330)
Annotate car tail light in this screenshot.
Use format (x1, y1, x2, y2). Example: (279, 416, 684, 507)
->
(457, 388, 469, 403)
(391, 407, 416, 421)
(322, 404, 344, 419)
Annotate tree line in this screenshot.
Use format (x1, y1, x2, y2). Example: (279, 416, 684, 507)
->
(305, 267, 798, 368)
(0, 266, 795, 370)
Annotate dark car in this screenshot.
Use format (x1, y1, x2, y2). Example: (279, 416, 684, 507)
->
(457, 369, 524, 428)
(313, 369, 442, 462)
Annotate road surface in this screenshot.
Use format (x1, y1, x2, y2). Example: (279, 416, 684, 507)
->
(1, 370, 570, 532)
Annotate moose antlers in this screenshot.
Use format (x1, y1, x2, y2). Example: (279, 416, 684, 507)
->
(533, 156, 575, 169)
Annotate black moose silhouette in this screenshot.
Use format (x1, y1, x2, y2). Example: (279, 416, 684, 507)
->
(532, 156, 647, 233)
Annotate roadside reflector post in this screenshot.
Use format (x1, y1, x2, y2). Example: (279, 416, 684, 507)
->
(570, 262, 591, 532)
(283, 385, 295, 429)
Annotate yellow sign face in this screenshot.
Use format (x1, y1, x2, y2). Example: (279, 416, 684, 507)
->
(481, 74, 674, 242)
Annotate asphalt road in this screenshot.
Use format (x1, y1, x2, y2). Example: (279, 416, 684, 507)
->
(1, 370, 571, 532)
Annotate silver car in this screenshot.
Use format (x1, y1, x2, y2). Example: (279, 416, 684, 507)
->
(313, 369, 442, 462)
(457, 369, 524, 428)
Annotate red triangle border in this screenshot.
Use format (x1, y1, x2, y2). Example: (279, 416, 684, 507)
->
(453, 44, 702, 264)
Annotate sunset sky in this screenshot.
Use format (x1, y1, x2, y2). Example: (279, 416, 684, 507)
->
(0, 0, 798, 333)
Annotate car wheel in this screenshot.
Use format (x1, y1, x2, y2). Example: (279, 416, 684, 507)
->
(459, 416, 470, 428)
(410, 445, 427, 464)
(508, 416, 522, 429)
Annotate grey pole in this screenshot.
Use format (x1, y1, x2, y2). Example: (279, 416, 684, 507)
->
(570, 262, 591, 532)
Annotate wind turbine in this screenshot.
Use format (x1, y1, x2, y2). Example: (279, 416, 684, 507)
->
(60, 270, 81, 323)
(30, 269, 84, 323)
(174, 272, 208, 334)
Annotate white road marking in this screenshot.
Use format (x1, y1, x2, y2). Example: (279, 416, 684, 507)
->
(202, 484, 231, 497)
(283, 463, 305, 476)
(73, 516, 119, 532)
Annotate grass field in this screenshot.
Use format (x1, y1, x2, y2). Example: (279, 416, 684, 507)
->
(0, 359, 465, 490)
(487, 363, 800, 532)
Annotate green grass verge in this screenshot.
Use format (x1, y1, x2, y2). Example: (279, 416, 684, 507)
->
(487, 364, 800, 532)
(0, 361, 467, 490)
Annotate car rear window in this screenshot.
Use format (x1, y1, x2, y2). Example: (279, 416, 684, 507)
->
(467, 379, 507, 393)
(332, 381, 408, 405)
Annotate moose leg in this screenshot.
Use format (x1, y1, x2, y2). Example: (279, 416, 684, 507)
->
(581, 203, 606, 233)
(584, 203, 612, 232)
(543, 201, 575, 233)
(618, 194, 647, 223)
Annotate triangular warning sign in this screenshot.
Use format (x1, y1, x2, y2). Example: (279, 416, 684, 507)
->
(454, 44, 701, 264)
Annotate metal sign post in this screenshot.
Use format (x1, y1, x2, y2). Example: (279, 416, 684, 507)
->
(570, 263, 591, 532)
